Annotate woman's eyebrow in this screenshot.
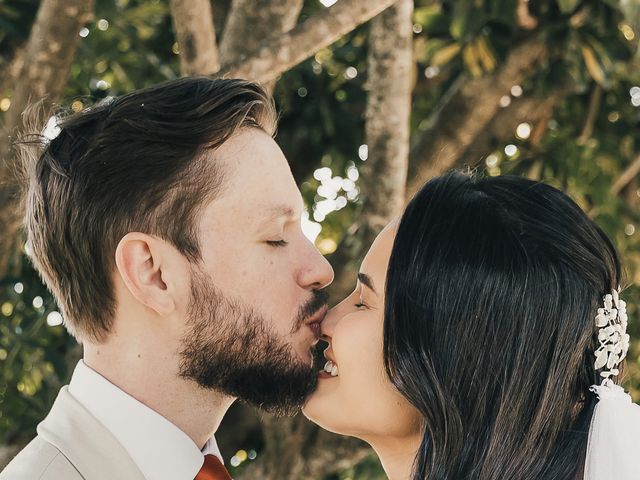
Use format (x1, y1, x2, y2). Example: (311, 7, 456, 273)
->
(357, 272, 377, 295)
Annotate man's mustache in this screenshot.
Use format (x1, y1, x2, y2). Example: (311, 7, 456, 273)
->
(291, 289, 329, 333)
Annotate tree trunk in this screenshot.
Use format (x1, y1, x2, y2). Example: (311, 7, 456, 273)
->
(169, 0, 219, 75)
(212, 0, 232, 39)
(0, 445, 22, 471)
(238, 3, 413, 478)
(0, 0, 94, 278)
(235, 414, 372, 480)
(220, 0, 398, 84)
(0, 46, 26, 97)
(328, 0, 414, 298)
(406, 37, 546, 198)
(219, 0, 303, 92)
(219, 0, 303, 66)
(361, 0, 413, 227)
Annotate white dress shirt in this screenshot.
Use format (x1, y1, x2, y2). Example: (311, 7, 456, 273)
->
(68, 360, 222, 480)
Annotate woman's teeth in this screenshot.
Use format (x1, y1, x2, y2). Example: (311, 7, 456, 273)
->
(324, 360, 339, 377)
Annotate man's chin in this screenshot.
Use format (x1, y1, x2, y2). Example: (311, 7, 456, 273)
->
(214, 359, 318, 416)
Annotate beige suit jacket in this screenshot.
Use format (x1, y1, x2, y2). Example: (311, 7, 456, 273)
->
(0, 386, 146, 480)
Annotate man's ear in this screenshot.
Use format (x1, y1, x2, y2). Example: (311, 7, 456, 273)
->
(114, 232, 176, 316)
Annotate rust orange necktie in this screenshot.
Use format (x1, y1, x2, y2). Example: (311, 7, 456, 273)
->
(194, 454, 232, 480)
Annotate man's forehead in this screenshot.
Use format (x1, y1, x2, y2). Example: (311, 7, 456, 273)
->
(200, 199, 303, 236)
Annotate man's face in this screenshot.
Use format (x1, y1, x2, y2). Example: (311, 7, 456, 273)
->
(177, 128, 334, 414)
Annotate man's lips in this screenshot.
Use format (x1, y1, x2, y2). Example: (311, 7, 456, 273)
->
(305, 305, 328, 338)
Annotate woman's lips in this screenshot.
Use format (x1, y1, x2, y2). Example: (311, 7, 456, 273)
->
(318, 346, 338, 379)
(318, 359, 339, 379)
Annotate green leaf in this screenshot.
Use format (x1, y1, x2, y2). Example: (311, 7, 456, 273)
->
(450, 0, 476, 40)
(431, 43, 461, 66)
(558, 0, 581, 14)
(450, 10, 468, 40)
(413, 5, 449, 35)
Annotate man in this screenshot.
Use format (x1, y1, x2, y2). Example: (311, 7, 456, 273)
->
(1, 77, 333, 479)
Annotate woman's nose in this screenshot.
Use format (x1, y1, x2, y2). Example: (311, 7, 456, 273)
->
(321, 305, 340, 339)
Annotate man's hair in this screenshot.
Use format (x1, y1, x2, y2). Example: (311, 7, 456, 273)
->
(19, 77, 277, 343)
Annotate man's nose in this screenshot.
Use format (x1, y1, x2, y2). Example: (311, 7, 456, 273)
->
(298, 244, 334, 291)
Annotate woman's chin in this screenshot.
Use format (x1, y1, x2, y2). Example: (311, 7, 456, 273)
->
(301, 389, 321, 421)
(302, 408, 347, 437)
(302, 384, 342, 434)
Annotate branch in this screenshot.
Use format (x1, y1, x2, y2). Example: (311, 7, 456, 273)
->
(219, 0, 398, 83)
(406, 36, 547, 198)
(577, 84, 602, 144)
(516, 0, 539, 30)
(0, 0, 95, 277)
(454, 89, 564, 171)
(611, 155, 640, 196)
(169, 0, 219, 75)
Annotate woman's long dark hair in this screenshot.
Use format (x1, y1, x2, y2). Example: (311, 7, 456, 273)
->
(384, 171, 622, 480)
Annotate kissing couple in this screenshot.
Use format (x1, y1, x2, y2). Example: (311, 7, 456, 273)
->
(3, 77, 639, 480)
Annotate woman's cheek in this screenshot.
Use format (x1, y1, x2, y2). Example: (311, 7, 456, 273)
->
(334, 313, 385, 392)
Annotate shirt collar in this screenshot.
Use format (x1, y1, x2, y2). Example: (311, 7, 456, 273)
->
(68, 360, 222, 480)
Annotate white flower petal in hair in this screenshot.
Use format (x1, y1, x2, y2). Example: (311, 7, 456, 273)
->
(594, 287, 630, 387)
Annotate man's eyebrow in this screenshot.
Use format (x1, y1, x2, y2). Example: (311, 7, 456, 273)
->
(357, 272, 377, 295)
(260, 204, 300, 225)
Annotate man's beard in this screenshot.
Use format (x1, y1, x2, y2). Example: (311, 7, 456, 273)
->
(178, 266, 328, 416)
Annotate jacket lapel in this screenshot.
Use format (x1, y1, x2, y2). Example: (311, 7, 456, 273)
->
(37, 386, 146, 480)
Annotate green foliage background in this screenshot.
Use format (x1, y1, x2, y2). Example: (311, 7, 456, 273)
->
(1, 0, 640, 476)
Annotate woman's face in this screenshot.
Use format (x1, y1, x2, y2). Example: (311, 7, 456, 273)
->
(303, 221, 421, 441)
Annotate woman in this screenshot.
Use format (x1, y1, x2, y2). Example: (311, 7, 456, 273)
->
(303, 171, 640, 479)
